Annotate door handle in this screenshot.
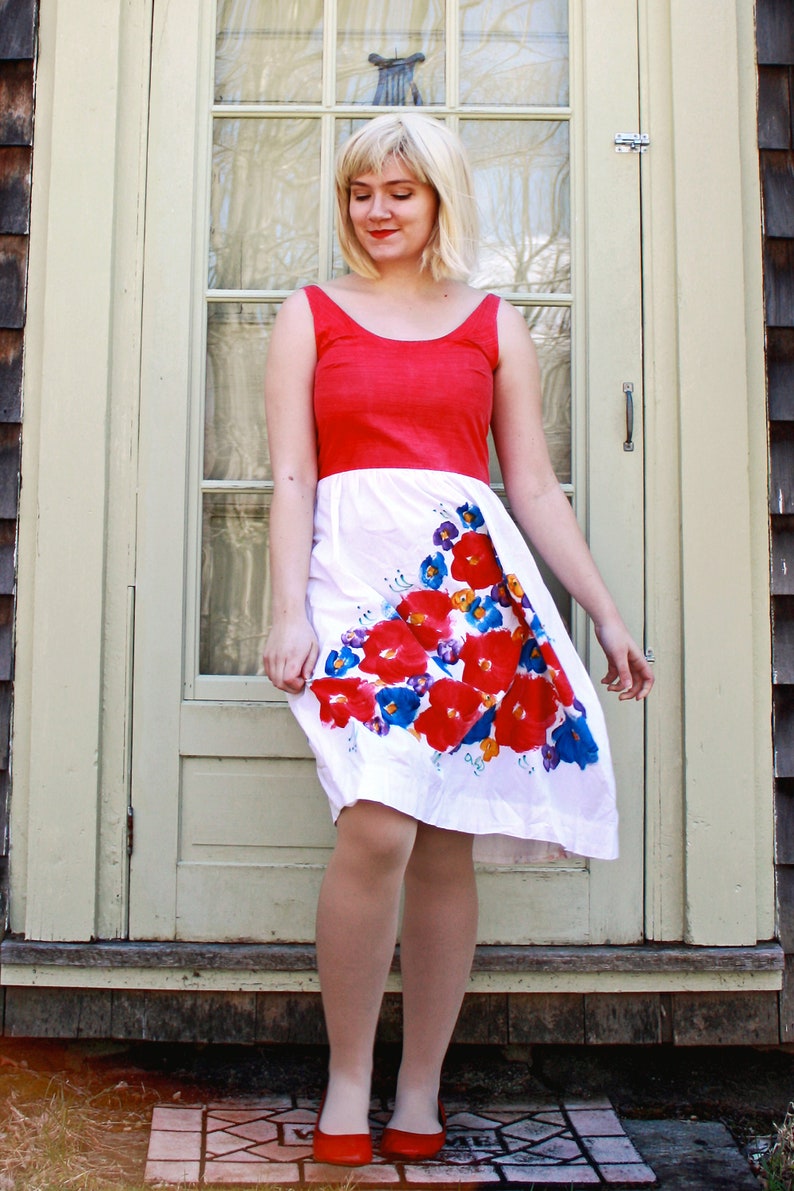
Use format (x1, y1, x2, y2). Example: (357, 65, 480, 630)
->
(623, 382, 635, 452)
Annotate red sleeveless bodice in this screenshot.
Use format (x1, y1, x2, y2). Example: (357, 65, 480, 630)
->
(305, 285, 499, 484)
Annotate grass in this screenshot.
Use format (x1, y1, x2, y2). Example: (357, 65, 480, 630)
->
(759, 1104, 794, 1191)
(0, 1046, 355, 1190)
(0, 1052, 155, 1190)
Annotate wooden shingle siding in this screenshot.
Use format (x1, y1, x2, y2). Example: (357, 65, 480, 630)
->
(759, 0, 794, 1042)
(0, 0, 36, 930)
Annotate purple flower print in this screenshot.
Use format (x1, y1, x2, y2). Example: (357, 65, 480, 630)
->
(542, 743, 560, 771)
(365, 715, 390, 736)
(490, 580, 513, 608)
(407, 672, 435, 696)
(341, 626, 368, 648)
(433, 521, 459, 551)
(436, 638, 461, 665)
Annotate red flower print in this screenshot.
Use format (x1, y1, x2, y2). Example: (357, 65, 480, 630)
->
(397, 589, 453, 652)
(540, 640, 575, 705)
(459, 629, 522, 695)
(494, 673, 559, 753)
(359, 618, 428, 684)
(414, 678, 485, 752)
(450, 531, 504, 589)
(312, 676, 377, 729)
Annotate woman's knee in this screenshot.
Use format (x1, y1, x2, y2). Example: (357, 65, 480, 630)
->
(405, 824, 475, 889)
(335, 800, 418, 875)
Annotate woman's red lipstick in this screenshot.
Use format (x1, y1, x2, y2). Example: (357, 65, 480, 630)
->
(369, 229, 397, 238)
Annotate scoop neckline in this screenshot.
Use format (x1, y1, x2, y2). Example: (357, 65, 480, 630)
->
(308, 284, 494, 343)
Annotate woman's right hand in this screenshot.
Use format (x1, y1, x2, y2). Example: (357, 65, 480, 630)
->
(263, 616, 319, 693)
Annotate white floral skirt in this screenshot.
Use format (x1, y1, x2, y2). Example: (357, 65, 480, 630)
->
(288, 468, 618, 861)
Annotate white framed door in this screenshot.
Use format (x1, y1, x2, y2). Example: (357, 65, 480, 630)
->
(129, 0, 645, 946)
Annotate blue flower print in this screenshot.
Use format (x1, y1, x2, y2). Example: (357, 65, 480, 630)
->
(465, 596, 504, 633)
(325, 645, 361, 677)
(341, 626, 368, 647)
(433, 521, 459, 551)
(461, 704, 497, 745)
(407, 672, 435, 696)
(528, 613, 545, 638)
(552, 714, 599, 769)
(456, 502, 484, 530)
(520, 637, 547, 674)
(376, 685, 422, 728)
(420, 552, 448, 590)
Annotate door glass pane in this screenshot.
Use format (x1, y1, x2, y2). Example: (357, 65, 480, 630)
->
(215, 0, 324, 103)
(460, 0, 569, 107)
(205, 303, 275, 482)
(201, 492, 271, 676)
(530, 305, 571, 482)
(209, 118, 321, 290)
(487, 306, 571, 485)
(336, 0, 445, 105)
(463, 119, 570, 294)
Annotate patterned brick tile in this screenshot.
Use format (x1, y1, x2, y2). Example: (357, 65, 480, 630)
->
(582, 1134, 645, 1164)
(146, 1129, 202, 1162)
(204, 1160, 301, 1184)
(502, 1163, 600, 1183)
(567, 1107, 626, 1135)
(600, 1162, 657, 1184)
(144, 1097, 659, 1186)
(150, 1106, 203, 1132)
(144, 1159, 201, 1183)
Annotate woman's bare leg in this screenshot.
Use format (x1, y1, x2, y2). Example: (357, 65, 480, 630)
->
(315, 801, 417, 1135)
(388, 824, 478, 1133)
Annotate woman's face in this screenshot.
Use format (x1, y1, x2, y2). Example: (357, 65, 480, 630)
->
(348, 156, 439, 269)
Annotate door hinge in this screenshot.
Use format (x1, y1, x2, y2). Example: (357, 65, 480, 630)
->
(126, 806, 134, 857)
(614, 132, 649, 154)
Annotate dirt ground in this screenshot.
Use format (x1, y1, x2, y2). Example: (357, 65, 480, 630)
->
(0, 1038, 791, 1188)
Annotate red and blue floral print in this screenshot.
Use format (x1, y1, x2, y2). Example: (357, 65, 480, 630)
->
(311, 502, 599, 772)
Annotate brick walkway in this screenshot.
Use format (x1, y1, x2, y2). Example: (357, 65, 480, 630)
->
(145, 1097, 657, 1186)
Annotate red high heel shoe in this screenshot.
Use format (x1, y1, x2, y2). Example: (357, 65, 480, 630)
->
(312, 1090, 373, 1167)
(380, 1100, 447, 1161)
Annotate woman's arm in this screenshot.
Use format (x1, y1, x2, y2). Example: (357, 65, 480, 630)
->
(262, 290, 320, 693)
(492, 300, 653, 701)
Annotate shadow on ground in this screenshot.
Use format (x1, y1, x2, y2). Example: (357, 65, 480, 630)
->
(0, 1038, 791, 1187)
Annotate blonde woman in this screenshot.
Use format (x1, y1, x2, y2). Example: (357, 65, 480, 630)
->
(263, 112, 652, 1167)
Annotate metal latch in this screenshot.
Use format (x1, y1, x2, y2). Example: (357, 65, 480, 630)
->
(614, 132, 649, 154)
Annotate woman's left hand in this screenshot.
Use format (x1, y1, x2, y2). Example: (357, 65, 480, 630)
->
(595, 618, 654, 701)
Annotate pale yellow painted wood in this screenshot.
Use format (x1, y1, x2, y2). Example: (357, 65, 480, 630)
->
(128, 1, 215, 939)
(636, 0, 685, 943)
(12, 1, 127, 940)
(173, 860, 592, 945)
(734, 0, 775, 945)
(577, 0, 645, 943)
(11, 0, 775, 964)
(96, 0, 156, 941)
(669, 1, 763, 945)
(0, 965, 781, 995)
(129, 0, 648, 950)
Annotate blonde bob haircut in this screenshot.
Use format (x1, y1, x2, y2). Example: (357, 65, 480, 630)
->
(335, 112, 479, 281)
